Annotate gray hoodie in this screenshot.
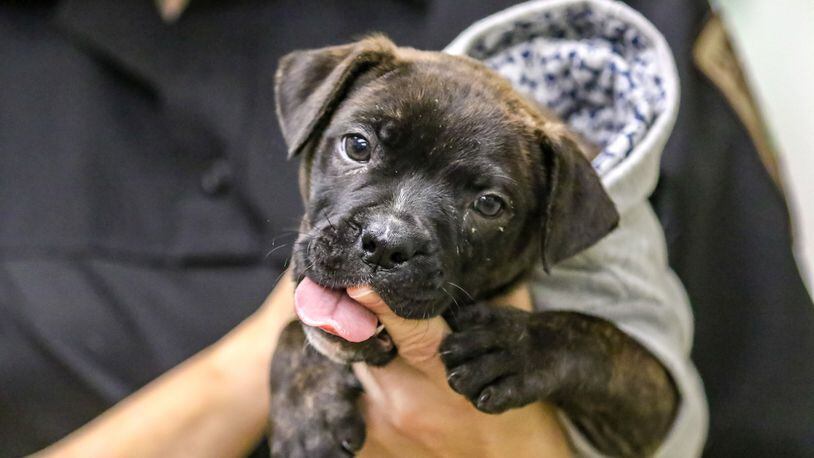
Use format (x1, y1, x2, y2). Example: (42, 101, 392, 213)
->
(446, 1, 708, 456)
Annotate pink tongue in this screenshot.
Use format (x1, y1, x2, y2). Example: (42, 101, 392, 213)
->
(294, 277, 378, 343)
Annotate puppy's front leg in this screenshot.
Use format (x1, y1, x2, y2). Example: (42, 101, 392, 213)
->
(269, 322, 366, 458)
(441, 303, 678, 457)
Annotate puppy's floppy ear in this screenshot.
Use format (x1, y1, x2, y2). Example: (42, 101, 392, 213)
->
(538, 127, 620, 271)
(274, 35, 396, 158)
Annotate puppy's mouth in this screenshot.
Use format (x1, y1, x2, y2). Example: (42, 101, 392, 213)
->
(294, 276, 389, 343)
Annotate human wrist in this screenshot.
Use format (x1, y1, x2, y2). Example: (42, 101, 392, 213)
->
(209, 272, 296, 374)
(207, 305, 292, 385)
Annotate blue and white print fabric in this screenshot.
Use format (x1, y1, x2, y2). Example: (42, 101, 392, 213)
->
(472, 3, 667, 174)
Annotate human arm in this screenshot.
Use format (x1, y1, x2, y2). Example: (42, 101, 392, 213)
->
(36, 273, 296, 458)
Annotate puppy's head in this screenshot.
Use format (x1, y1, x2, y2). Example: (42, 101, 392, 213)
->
(275, 35, 618, 363)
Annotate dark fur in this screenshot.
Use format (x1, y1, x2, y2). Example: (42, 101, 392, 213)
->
(269, 36, 678, 457)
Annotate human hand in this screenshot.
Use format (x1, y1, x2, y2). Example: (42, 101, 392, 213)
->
(346, 284, 572, 458)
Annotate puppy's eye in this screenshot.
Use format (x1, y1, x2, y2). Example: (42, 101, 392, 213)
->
(473, 194, 505, 218)
(341, 134, 371, 162)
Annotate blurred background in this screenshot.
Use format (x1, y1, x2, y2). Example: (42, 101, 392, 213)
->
(713, 0, 814, 295)
(0, 0, 812, 456)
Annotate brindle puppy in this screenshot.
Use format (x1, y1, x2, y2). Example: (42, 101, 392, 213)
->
(269, 36, 678, 458)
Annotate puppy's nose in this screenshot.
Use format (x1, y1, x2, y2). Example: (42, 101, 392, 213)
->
(360, 216, 417, 269)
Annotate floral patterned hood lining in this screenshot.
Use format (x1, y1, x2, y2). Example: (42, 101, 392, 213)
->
(446, 0, 677, 177)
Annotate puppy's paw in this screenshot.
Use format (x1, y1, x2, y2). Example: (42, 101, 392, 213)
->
(269, 397, 365, 458)
(440, 303, 557, 414)
(269, 323, 367, 457)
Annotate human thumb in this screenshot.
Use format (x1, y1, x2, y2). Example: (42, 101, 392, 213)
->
(347, 286, 449, 378)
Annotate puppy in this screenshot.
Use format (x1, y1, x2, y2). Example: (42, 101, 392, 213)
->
(269, 35, 678, 457)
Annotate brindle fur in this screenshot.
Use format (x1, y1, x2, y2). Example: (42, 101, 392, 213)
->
(269, 35, 678, 457)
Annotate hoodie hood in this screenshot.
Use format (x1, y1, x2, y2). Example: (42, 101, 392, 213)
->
(445, 0, 679, 215)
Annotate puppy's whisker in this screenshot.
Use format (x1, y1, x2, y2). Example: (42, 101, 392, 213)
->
(447, 282, 473, 302)
(440, 286, 462, 321)
(441, 286, 461, 309)
(303, 235, 318, 263)
(264, 244, 289, 259)
(272, 268, 291, 286)
(272, 229, 310, 239)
